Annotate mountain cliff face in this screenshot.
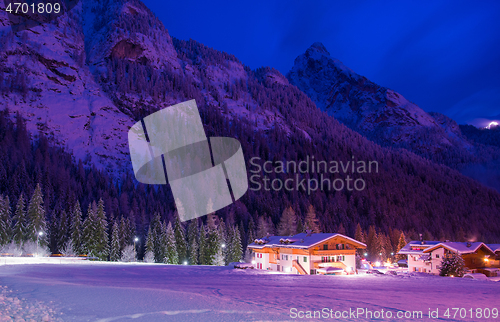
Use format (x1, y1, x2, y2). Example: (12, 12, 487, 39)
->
(0, 0, 300, 173)
(287, 43, 473, 153)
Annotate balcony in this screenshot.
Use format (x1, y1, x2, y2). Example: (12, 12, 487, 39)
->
(312, 249, 355, 256)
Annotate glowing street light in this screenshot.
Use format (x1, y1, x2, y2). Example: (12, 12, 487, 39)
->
(36, 231, 44, 257)
(251, 260, 256, 265)
(183, 261, 188, 265)
(221, 243, 226, 248)
(364, 253, 368, 257)
(133, 237, 139, 261)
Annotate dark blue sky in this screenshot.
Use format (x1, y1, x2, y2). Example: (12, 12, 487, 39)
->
(143, 0, 500, 126)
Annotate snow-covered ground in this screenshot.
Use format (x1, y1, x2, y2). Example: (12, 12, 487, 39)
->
(0, 259, 499, 321)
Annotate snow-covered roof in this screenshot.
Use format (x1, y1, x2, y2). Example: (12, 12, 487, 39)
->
(487, 244, 500, 253)
(397, 241, 441, 255)
(247, 233, 366, 250)
(423, 242, 494, 255)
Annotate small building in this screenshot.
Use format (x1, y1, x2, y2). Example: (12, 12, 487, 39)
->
(487, 244, 500, 260)
(247, 233, 366, 275)
(422, 242, 497, 275)
(397, 240, 441, 273)
(398, 240, 500, 276)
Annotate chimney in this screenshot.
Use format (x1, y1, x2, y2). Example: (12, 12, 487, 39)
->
(466, 242, 471, 248)
(306, 230, 312, 237)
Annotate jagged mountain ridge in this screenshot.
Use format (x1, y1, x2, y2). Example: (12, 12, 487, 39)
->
(287, 42, 473, 153)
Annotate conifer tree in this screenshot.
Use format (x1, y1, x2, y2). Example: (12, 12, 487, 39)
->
(304, 205, 321, 233)
(119, 217, 132, 252)
(277, 207, 297, 236)
(187, 219, 198, 264)
(173, 212, 187, 264)
(57, 210, 69, 252)
(366, 225, 377, 259)
(26, 184, 46, 242)
(247, 217, 255, 246)
(354, 223, 365, 243)
(439, 252, 466, 277)
(228, 226, 243, 263)
(70, 201, 83, 255)
(0, 196, 12, 245)
(395, 232, 407, 261)
(145, 225, 154, 262)
(12, 194, 27, 245)
(110, 221, 121, 261)
(165, 222, 178, 264)
(256, 215, 270, 238)
(198, 224, 208, 265)
(82, 203, 95, 255)
(94, 199, 109, 260)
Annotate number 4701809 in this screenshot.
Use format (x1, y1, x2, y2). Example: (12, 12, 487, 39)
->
(443, 308, 498, 319)
(5, 2, 61, 14)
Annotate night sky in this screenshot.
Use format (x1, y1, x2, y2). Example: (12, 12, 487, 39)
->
(142, 0, 500, 126)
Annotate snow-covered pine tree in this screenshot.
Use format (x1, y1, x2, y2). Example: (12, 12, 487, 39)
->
(12, 194, 27, 245)
(70, 201, 83, 255)
(187, 219, 198, 265)
(304, 205, 321, 233)
(198, 223, 208, 265)
(119, 216, 132, 252)
(207, 218, 222, 265)
(26, 184, 46, 243)
(82, 203, 96, 256)
(110, 221, 121, 261)
(0, 196, 12, 245)
(173, 212, 187, 264)
(165, 222, 178, 264)
(145, 224, 154, 263)
(189, 237, 198, 265)
(56, 210, 69, 252)
(120, 244, 137, 262)
(228, 225, 242, 263)
(218, 217, 227, 264)
(94, 199, 109, 261)
(439, 252, 466, 277)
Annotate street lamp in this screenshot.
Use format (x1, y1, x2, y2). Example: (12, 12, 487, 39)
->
(221, 243, 226, 248)
(364, 253, 368, 257)
(133, 237, 139, 261)
(37, 231, 43, 257)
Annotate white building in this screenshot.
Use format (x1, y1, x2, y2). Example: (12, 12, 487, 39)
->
(247, 233, 366, 275)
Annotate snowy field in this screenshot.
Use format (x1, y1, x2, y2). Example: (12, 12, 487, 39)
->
(0, 259, 499, 321)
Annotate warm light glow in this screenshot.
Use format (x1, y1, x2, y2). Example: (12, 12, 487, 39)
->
(251, 260, 256, 264)
(364, 253, 368, 256)
(484, 258, 489, 262)
(221, 244, 226, 248)
(38, 231, 43, 236)
(375, 261, 381, 267)
(134, 237, 139, 242)
(487, 121, 499, 129)
(183, 261, 187, 265)
(450, 275, 454, 278)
